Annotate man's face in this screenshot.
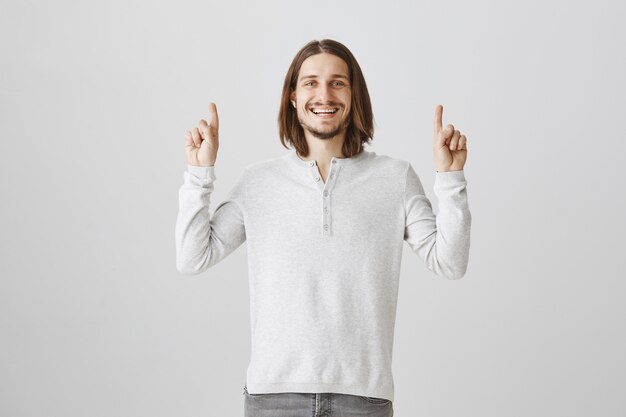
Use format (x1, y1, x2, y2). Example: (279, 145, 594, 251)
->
(290, 53, 352, 140)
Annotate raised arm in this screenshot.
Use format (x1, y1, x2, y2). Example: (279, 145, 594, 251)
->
(403, 104, 472, 279)
(175, 103, 246, 275)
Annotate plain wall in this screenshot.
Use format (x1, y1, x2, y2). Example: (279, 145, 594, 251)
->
(1, 0, 625, 416)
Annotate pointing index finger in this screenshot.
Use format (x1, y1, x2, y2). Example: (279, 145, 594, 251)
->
(208, 102, 219, 131)
(434, 104, 443, 135)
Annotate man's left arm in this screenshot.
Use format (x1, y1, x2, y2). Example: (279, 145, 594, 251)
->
(404, 165, 471, 279)
(403, 104, 472, 279)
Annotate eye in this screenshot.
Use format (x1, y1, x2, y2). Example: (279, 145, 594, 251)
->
(303, 80, 346, 87)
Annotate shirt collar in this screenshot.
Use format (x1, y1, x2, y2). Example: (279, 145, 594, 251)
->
(287, 147, 369, 168)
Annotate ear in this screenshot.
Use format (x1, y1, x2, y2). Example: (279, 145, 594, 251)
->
(290, 91, 296, 107)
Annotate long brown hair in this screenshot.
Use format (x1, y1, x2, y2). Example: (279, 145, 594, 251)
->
(278, 39, 374, 158)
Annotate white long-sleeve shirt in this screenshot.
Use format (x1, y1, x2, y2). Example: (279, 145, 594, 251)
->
(175, 147, 472, 402)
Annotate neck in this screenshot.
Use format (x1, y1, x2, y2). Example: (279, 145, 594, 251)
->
(300, 132, 346, 163)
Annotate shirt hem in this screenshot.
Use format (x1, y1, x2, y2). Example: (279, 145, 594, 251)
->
(245, 381, 394, 403)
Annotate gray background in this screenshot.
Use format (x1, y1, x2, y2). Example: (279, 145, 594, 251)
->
(1, 0, 625, 416)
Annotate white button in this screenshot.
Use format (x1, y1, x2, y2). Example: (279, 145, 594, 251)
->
(323, 191, 329, 197)
(323, 224, 329, 230)
(324, 207, 329, 213)
(309, 161, 315, 166)
(315, 176, 320, 181)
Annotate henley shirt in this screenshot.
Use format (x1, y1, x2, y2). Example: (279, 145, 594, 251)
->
(175, 146, 472, 402)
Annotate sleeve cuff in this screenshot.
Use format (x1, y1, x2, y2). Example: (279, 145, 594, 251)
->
(187, 164, 215, 180)
(435, 169, 466, 184)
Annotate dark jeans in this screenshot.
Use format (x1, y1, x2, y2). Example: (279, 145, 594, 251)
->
(243, 385, 394, 417)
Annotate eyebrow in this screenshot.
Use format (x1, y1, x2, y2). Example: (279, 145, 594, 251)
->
(300, 74, 349, 81)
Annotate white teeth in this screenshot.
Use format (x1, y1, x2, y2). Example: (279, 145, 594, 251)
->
(311, 108, 338, 114)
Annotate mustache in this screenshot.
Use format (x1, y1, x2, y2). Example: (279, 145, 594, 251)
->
(308, 102, 341, 108)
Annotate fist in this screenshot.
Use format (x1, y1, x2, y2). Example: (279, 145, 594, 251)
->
(185, 102, 219, 167)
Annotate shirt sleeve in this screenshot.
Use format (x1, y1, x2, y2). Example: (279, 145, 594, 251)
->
(175, 164, 247, 275)
(403, 163, 472, 279)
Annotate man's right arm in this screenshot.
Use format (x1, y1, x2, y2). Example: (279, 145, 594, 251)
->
(175, 164, 247, 275)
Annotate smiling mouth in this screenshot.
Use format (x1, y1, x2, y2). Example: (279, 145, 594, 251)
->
(311, 108, 338, 114)
(310, 107, 340, 118)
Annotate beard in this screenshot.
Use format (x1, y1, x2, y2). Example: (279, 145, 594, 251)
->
(298, 113, 350, 140)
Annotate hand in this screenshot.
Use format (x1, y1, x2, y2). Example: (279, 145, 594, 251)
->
(432, 104, 467, 172)
(185, 102, 219, 167)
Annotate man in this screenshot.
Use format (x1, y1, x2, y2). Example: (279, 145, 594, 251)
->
(175, 39, 471, 417)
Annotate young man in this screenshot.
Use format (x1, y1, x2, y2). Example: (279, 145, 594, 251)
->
(175, 39, 471, 416)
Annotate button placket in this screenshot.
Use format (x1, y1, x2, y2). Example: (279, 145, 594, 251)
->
(320, 161, 340, 236)
(300, 156, 341, 236)
(322, 190, 331, 235)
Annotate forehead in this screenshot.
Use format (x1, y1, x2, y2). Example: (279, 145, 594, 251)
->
(298, 53, 349, 80)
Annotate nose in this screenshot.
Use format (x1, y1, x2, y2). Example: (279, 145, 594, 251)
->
(316, 83, 333, 102)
